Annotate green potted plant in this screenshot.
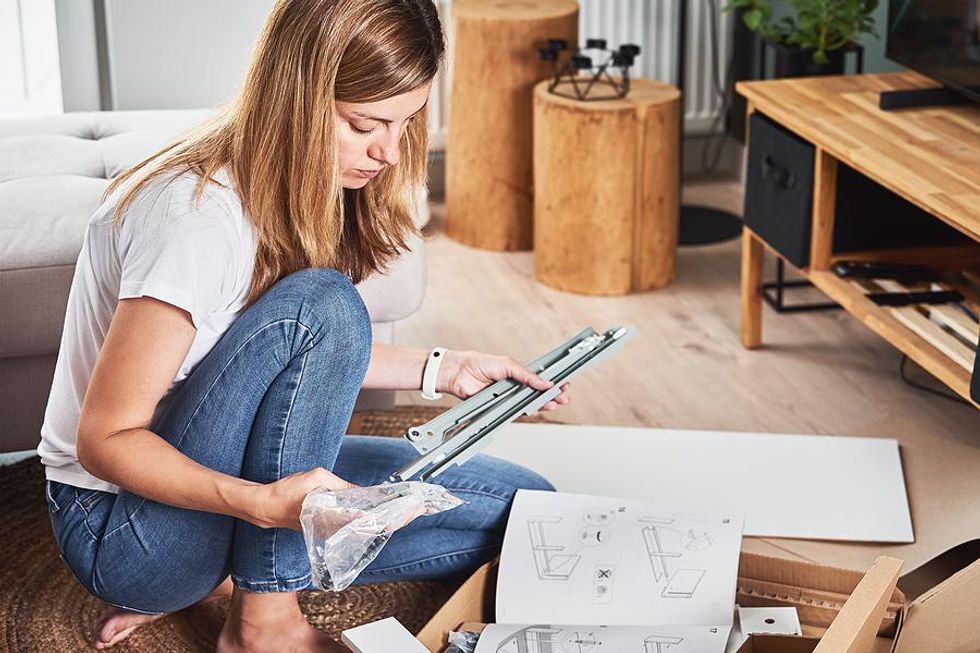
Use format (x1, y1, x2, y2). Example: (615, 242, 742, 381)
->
(724, 0, 879, 77)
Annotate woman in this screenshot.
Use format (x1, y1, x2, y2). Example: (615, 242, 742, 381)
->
(38, 1, 569, 651)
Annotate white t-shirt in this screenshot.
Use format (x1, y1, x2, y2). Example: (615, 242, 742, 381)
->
(38, 168, 257, 493)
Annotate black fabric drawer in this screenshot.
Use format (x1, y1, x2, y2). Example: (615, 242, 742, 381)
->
(743, 113, 816, 268)
(744, 113, 972, 269)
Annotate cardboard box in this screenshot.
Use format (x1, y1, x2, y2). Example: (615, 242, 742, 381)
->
(738, 554, 980, 653)
(415, 551, 980, 653)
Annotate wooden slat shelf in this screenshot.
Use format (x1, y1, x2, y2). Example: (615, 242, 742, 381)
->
(746, 227, 978, 405)
(807, 270, 978, 408)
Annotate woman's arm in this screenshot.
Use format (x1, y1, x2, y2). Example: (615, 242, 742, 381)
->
(362, 342, 572, 409)
(76, 297, 347, 531)
(360, 342, 429, 391)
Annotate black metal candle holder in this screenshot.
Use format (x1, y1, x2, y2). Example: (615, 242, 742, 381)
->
(538, 38, 641, 101)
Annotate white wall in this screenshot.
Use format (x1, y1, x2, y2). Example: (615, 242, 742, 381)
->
(53, 0, 449, 143)
(56, 0, 275, 111)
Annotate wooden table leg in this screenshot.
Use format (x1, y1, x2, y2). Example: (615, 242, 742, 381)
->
(810, 149, 838, 271)
(741, 228, 765, 349)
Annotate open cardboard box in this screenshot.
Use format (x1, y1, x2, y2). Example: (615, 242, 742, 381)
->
(414, 551, 980, 653)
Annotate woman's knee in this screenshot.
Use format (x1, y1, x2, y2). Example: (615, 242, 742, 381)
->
(277, 268, 367, 319)
(515, 466, 555, 493)
(447, 459, 554, 533)
(451, 456, 554, 516)
(483, 456, 555, 495)
(262, 268, 372, 354)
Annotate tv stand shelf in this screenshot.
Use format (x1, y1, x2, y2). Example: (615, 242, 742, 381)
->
(736, 72, 980, 407)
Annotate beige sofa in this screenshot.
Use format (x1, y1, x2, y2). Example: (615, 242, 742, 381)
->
(0, 110, 428, 453)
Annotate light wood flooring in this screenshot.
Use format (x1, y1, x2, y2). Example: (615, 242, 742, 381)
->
(394, 179, 980, 573)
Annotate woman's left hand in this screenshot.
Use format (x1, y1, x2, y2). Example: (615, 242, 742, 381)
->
(436, 350, 571, 412)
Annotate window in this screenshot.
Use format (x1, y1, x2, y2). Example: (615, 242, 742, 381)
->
(0, 0, 62, 117)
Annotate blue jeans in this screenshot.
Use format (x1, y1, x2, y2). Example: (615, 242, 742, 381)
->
(45, 268, 553, 614)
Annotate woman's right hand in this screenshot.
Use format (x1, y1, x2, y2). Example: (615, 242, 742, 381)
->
(248, 467, 354, 531)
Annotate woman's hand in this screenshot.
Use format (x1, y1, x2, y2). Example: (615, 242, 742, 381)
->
(436, 350, 571, 411)
(248, 467, 354, 531)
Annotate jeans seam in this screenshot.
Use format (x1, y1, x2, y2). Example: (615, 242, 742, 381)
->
(103, 501, 141, 539)
(272, 349, 309, 580)
(76, 501, 101, 541)
(232, 572, 312, 589)
(73, 492, 110, 541)
(442, 487, 513, 505)
(94, 598, 166, 616)
(45, 481, 66, 513)
(75, 489, 108, 511)
(359, 545, 499, 575)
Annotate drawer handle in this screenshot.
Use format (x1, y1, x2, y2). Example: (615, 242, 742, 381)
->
(762, 155, 796, 189)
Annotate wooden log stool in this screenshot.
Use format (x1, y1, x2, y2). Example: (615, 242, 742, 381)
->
(533, 77, 681, 295)
(445, 0, 578, 251)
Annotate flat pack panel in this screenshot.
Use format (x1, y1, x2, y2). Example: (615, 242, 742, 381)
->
(481, 424, 913, 543)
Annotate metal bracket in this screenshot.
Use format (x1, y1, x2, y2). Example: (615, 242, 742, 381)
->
(388, 326, 634, 483)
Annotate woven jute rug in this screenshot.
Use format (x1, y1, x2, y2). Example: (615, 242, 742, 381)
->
(0, 405, 557, 652)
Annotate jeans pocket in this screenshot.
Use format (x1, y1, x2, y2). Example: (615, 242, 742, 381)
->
(45, 481, 73, 515)
(73, 488, 113, 541)
(74, 488, 109, 513)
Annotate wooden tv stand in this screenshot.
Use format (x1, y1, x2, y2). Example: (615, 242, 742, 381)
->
(736, 72, 980, 407)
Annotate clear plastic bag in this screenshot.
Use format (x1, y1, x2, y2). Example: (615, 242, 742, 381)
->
(446, 629, 481, 653)
(301, 481, 463, 591)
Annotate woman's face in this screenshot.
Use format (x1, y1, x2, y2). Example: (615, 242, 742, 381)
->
(335, 82, 432, 189)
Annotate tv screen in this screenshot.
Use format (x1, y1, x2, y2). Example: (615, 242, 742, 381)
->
(887, 0, 980, 103)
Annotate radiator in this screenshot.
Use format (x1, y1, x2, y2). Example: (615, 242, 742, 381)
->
(427, 0, 734, 147)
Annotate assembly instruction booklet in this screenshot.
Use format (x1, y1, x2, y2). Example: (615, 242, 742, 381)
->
(476, 490, 744, 653)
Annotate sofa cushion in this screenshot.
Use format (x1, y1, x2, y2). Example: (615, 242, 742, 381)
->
(0, 110, 212, 272)
(0, 110, 428, 358)
(1, 176, 108, 271)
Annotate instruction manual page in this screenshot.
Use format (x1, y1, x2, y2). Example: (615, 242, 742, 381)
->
(473, 624, 731, 653)
(495, 490, 743, 636)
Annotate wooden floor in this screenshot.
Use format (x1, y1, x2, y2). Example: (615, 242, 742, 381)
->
(397, 180, 978, 435)
(395, 179, 980, 573)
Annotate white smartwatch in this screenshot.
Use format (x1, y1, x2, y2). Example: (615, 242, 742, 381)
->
(420, 347, 448, 400)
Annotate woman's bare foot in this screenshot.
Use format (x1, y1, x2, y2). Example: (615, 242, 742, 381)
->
(94, 576, 234, 650)
(217, 587, 346, 653)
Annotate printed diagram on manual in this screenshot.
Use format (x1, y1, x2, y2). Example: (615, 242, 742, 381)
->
(473, 623, 731, 653)
(496, 490, 743, 638)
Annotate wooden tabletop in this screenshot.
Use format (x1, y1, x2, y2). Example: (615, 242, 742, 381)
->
(736, 72, 980, 243)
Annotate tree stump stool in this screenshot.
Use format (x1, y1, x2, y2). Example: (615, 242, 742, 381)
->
(533, 77, 681, 295)
(445, 0, 578, 251)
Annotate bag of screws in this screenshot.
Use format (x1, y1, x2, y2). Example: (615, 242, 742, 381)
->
(301, 481, 463, 591)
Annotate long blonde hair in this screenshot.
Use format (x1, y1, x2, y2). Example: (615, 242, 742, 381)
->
(106, 0, 444, 303)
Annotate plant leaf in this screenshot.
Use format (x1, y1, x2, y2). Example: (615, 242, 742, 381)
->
(743, 8, 764, 30)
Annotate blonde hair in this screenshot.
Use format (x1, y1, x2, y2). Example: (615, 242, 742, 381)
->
(106, 0, 444, 303)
